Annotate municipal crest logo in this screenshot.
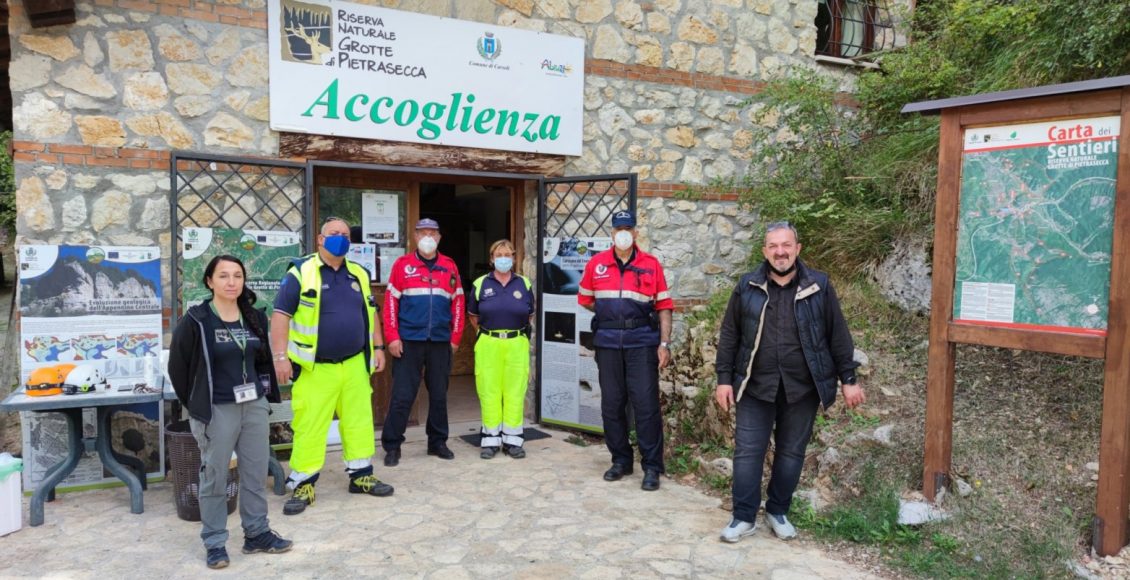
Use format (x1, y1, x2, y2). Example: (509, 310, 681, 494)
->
(484, 288, 495, 297)
(595, 264, 608, 276)
(513, 290, 522, 299)
(477, 32, 502, 61)
(281, 0, 333, 65)
(405, 265, 417, 275)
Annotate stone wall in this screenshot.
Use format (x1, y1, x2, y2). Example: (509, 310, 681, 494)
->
(10, 0, 907, 326)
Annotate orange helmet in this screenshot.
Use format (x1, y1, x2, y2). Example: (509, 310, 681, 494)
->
(26, 365, 65, 397)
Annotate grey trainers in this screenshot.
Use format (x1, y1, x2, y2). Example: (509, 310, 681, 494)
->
(720, 517, 757, 543)
(766, 513, 797, 540)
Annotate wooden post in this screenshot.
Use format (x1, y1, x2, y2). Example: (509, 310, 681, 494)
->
(923, 110, 961, 500)
(1093, 88, 1130, 556)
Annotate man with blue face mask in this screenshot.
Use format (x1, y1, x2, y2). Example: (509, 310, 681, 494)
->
(578, 210, 674, 491)
(270, 217, 391, 516)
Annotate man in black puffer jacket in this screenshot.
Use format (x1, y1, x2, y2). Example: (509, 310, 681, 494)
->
(714, 222, 865, 543)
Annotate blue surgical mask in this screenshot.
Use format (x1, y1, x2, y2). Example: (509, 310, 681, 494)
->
(324, 235, 350, 257)
(494, 257, 513, 273)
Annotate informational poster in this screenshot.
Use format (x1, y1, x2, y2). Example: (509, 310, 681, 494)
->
(18, 245, 164, 490)
(380, 247, 405, 284)
(361, 192, 400, 244)
(954, 116, 1118, 333)
(539, 237, 611, 432)
(347, 243, 377, 281)
(182, 227, 302, 313)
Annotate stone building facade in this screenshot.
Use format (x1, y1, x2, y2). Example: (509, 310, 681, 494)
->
(9, 0, 911, 322)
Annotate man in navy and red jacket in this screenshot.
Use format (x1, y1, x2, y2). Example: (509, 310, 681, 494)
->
(381, 218, 465, 465)
(578, 209, 674, 492)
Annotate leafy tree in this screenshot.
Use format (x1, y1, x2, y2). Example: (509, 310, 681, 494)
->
(695, 0, 1130, 278)
(0, 131, 14, 236)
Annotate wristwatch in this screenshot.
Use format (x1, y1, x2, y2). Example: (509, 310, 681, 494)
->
(373, 344, 386, 351)
(659, 342, 670, 349)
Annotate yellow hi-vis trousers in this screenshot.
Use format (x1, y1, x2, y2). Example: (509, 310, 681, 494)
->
(474, 334, 529, 448)
(289, 353, 374, 475)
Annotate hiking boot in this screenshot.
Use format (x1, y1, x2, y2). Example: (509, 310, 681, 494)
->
(505, 446, 526, 459)
(641, 469, 661, 491)
(603, 463, 633, 481)
(427, 444, 455, 460)
(480, 447, 499, 459)
(766, 513, 798, 540)
(720, 517, 757, 543)
(384, 448, 400, 467)
(242, 529, 293, 554)
(349, 474, 394, 497)
(283, 482, 315, 515)
(206, 546, 230, 569)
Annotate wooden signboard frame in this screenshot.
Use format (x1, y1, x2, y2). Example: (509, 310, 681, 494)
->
(903, 75, 1130, 556)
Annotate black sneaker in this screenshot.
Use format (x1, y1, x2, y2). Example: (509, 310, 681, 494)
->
(384, 448, 401, 467)
(206, 546, 230, 569)
(349, 474, 394, 497)
(480, 447, 499, 459)
(242, 529, 293, 554)
(505, 446, 526, 459)
(283, 482, 315, 515)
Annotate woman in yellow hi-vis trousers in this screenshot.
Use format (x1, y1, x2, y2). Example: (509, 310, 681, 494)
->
(468, 240, 535, 459)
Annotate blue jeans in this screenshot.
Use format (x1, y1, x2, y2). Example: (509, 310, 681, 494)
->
(731, 384, 819, 522)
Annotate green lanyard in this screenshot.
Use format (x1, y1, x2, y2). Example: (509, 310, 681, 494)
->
(210, 302, 248, 382)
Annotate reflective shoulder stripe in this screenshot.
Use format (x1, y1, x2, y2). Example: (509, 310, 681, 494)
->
(519, 275, 532, 291)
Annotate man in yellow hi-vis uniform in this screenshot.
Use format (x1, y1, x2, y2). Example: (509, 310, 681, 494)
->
(270, 218, 391, 516)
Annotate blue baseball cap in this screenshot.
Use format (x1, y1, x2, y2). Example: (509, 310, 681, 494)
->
(415, 218, 440, 230)
(611, 210, 636, 228)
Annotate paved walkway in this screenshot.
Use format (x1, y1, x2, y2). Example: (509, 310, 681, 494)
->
(1, 429, 877, 579)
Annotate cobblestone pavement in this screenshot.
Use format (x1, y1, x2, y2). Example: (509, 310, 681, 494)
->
(1, 428, 877, 579)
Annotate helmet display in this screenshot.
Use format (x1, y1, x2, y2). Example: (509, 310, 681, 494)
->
(62, 364, 108, 395)
(26, 365, 66, 397)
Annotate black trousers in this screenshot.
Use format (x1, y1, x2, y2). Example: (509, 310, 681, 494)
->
(595, 346, 664, 473)
(381, 340, 452, 450)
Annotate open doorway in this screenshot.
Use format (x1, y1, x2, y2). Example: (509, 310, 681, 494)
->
(418, 182, 511, 423)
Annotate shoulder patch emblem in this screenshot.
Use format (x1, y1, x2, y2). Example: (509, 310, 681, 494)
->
(513, 290, 522, 299)
(595, 264, 608, 276)
(405, 265, 416, 275)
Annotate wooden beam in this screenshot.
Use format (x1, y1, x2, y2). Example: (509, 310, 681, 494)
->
(959, 89, 1122, 127)
(947, 323, 1106, 358)
(25, 0, 75, 28)
(279, 133, 565, 176)
(1094, 87, 1130, 556)
(923, 110, 962, 502)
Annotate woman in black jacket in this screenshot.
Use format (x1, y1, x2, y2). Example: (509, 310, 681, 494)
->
(169, 255, 292, 569)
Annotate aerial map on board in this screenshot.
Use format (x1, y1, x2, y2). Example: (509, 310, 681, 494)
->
(182, 227, 302, 313)
(954, 116, 1119, 332)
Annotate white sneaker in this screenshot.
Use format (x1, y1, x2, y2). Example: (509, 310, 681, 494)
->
(766, 513, 797, 540)
(719, 517, 757, 543)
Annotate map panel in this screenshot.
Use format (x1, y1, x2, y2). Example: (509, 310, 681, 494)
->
(954, 116, 1119, 332)
(182, 227, 303, 314)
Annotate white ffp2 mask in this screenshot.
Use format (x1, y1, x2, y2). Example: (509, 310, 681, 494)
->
(614, 231, 633, 251)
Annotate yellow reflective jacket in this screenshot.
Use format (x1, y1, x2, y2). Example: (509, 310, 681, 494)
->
(286, 253, 377, 372)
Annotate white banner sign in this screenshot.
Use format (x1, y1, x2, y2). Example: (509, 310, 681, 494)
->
(267, 0, 585, 156)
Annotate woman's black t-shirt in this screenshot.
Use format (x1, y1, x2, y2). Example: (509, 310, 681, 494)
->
(204, 307, 261, 404)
